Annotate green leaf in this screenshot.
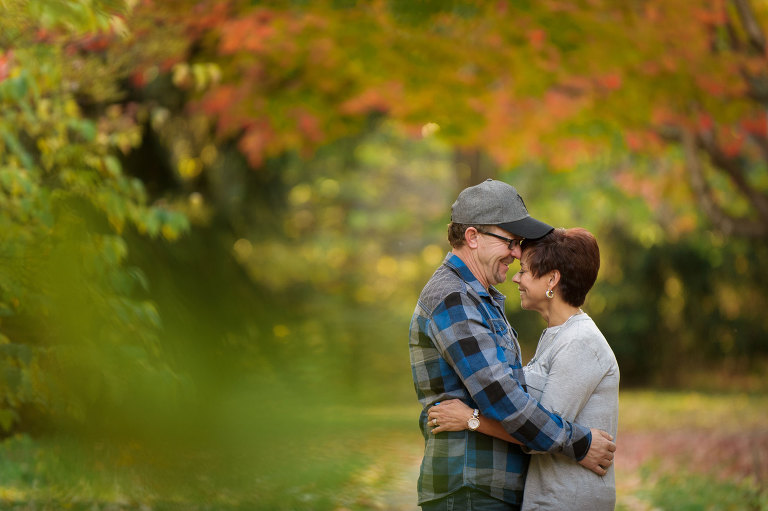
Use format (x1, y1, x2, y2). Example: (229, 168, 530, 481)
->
(70, 119, 97, 141)
(0, 344, 33, 365)
(0, 129, 34, 169)
(0, 74, 29, 102)
(0, 408, 19, 432)
(1, 367, 22, 391)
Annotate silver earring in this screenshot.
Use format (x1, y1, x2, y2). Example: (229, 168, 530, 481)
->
(546, 289, 554, 299)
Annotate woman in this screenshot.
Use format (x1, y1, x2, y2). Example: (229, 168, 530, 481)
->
(427, 227, 619, 510)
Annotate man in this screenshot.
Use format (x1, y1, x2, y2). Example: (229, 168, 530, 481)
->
(409, 179, 616, 510)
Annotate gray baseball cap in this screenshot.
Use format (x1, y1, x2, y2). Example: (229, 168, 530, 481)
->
(451, 179, 554, 239)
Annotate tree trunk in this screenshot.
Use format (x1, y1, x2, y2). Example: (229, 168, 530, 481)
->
(453, 147, 496, 191)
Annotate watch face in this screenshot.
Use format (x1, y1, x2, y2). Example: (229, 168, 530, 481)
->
(468, 417, 480, 430)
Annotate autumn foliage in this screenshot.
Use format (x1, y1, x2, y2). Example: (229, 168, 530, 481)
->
(95, 0, 768, 237)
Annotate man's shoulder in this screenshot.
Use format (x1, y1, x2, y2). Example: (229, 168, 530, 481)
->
(417, 264, 469, 315)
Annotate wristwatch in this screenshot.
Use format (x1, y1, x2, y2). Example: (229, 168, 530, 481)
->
(467, 409, 480, 431)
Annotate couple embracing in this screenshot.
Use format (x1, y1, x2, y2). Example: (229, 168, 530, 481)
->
(409, 179, 619, 511)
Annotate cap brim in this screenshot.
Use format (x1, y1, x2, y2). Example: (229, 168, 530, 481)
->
(498, 217, 554, 240)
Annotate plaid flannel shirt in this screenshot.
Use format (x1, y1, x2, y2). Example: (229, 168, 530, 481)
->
(409, 253, 592, 506)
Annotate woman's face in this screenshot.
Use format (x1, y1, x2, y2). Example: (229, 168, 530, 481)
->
(511, 252, 550, 313)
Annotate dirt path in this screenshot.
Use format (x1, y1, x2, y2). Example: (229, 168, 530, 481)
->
(351, 434, 422, 511)
(379, 451, 421, 511)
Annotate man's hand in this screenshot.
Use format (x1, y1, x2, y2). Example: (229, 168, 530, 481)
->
(577, 428, 616, 476)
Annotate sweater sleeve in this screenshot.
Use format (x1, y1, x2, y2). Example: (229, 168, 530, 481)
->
(430, 291, 592, 460)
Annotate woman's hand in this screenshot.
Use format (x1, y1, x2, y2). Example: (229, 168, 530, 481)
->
(427, 399, 475, 434)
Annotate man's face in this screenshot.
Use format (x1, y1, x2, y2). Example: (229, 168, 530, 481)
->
(475, 227, 523, 287)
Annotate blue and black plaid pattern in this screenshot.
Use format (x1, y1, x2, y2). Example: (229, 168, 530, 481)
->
(410, 253, 592, 505)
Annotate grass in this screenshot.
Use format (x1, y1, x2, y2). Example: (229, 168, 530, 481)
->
(613, 390, 768, 511)
(0, 391, 767, 510)
(633, 469, 768, 511)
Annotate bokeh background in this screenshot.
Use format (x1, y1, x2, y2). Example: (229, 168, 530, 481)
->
(0, 1, 767, 509)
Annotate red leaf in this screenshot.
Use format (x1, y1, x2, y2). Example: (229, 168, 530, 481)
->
(624, 131, 645, 151)
(695, 76, 728, 96)
(652, 107, 680, 126)
(694, 6, 726, 26)
(131, 70, 147, 88)
(596, 72, 622, 91)
(159, 57, 182, 73)
(238, 123, 274, 169)
(200, 85, 238, 116)
(0, 51, 13, 82)
(741, 115, 768, 137)
(527, 29, 546, 49)
(697, 113, 714, 133)
(35, 29, 51, 43)
(718, 126, 745, 157)
(185, 2, 233, 34)
(296, 110, 324, 144)
(219, 11, 276, 55)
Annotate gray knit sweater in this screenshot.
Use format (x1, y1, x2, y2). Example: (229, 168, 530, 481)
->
(521, 313, 620, 511)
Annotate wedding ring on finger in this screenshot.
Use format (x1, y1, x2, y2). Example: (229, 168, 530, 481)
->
(432, 418, 438, 426)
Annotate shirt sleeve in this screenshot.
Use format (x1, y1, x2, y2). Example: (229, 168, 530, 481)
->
(429, 291, 592, 461)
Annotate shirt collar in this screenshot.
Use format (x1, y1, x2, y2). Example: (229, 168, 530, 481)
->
(443, 252, 506, 303)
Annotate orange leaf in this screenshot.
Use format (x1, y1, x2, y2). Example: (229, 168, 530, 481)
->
(596, 72, 622, 91)
(219, 12, 276, 55)
(238, 123, 274, 169)
(740, 115, 768, 137)
(527, 29, 546, 49)
(340, 88, 390, 115)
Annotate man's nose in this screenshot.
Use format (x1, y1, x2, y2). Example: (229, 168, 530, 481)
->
(510, 244, 522, 259)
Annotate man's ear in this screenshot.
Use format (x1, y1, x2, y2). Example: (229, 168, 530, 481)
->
(465, 227, 480, 248)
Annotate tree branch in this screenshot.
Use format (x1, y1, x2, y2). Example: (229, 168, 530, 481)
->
(677, 128, 768, 237)
(732, 0, 767, 53)
(747, 128, 768, 162)
(696, 129, 768, 223)
(740, 69, 768, 104)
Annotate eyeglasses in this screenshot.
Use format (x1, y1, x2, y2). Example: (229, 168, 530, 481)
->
(478, 231, 524, 250)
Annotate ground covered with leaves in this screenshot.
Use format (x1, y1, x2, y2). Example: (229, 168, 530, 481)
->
(358, 391, 768, 511)
(0, 391, 766, 510)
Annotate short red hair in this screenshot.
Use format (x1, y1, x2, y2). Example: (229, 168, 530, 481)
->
(521, 227, 600, 307)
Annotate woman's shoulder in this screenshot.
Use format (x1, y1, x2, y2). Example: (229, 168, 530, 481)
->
(564, 314, 606, 342)
(557, 316, 617, 364)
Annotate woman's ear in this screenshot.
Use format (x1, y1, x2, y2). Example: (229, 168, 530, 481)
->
(549, 269, 561, 288)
